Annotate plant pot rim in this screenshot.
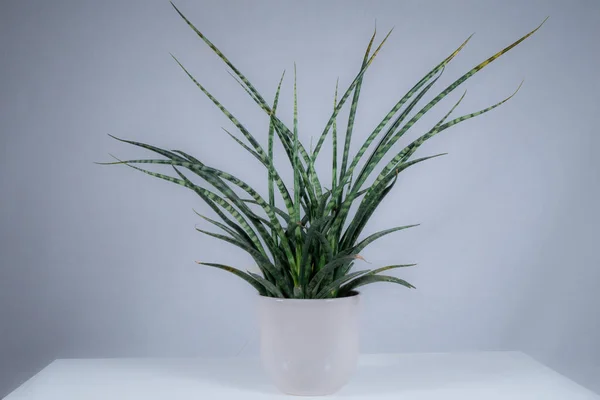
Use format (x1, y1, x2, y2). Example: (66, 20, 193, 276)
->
(258, 291, 360, 303)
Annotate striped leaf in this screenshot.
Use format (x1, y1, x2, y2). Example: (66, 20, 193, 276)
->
(196, 262, 268, 295)
(345, 224, 419, 256)
(331, 79, 339, 193)
(248, 272, 285, 298)
(340, 27, 376, 175)
(299, 216, 334, 288)
(369, 264, 417, 275)
(315, 270, 370, 299)
(269, 71, 286, 240)
(339, 274, 416, 295)
(307, 255, 362, 296)
(193, 210, 248, 244)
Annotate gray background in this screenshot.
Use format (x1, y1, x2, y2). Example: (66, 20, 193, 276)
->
(1, 0, 599, 397)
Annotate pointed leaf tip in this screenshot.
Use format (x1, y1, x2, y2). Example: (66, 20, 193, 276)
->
(170, 1, 182, 14)
(445, 34, 474, 64)
(515, 80, 525, 93)
(355, 254, 371, 263)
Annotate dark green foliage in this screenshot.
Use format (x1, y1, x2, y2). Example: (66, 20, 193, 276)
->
(101, 4, 546, 298)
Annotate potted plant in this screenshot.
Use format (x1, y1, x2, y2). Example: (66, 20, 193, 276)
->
(101, 3, 545, 395)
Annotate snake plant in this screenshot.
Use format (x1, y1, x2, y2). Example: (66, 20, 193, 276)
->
(101, 3, 545, 298)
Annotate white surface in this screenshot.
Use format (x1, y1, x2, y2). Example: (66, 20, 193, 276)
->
(5, 352, 599, 399)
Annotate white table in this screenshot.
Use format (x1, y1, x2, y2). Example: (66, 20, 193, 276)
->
(5, 352, 599, 399)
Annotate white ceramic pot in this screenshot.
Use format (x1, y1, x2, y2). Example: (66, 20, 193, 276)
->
(258, 293, 360, 396)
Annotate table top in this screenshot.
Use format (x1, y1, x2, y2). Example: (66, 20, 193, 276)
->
(5, 351, 599, 399)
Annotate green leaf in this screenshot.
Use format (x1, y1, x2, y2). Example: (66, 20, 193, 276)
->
(369, 264, 417, 275)
(340, 27, 377, 182)
(248, 272, 285, 298)
(293, 63, 301, 234)
(221, 128, 263, 162)
(196, 262, 268, 295)
(340, 274, 415, 295)
(107, 134, 186, 162)
(269, 71, 286, 241)
(242, 199, 291, 222)
(307, 255, 362, 296)
(347, 224, 419, 255)
(299, 216, 334, 288)
(193, 210, 248, 244)
(315, 270, 369, 299)
(313, 230, 334, 264)
(331, 79, 339, 193)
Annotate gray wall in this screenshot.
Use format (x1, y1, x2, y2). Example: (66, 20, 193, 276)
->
(1, 0, 599, 396)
